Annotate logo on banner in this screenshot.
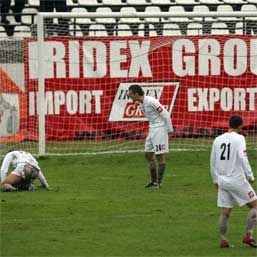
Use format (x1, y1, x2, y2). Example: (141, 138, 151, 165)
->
(109, 82, 180, 121)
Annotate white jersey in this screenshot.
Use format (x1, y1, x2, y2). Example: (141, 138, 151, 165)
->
(210, 132, 254, 184)
(0, 151, 49, 188)
(141, 96, 173, 132)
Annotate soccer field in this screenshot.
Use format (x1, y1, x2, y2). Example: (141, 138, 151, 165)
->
(1, 150, 256, 257)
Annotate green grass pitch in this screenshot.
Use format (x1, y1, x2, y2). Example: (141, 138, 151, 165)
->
(1, 150, 256, 257)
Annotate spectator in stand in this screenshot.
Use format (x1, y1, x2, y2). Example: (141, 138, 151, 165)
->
(40, 0, 69, 36)
(0, 0, 26, 24)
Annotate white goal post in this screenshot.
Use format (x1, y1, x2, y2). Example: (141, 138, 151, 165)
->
(1, 11, 256, 156)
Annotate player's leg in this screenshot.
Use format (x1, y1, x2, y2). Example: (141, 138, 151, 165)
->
(145, 152, 156, 182)
(243, 199, 257, 247)
(217, 185, 234, 248)
(1, 184, 17, 192)
(156, 153, 166, 185)
(1, 164, 38, 192)
(0, 173, 24, 192)
(144, 151, 158, 188)
(152, 126, 169, 186)
(225, 179, 257, 247)
(144, 132, 158, 188)
(219, 208, 233, 247)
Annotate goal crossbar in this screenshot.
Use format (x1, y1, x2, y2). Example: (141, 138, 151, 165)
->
(37, 11, 257, 19)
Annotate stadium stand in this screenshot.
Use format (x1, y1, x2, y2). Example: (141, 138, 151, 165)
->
(71, 7, 92, 24)
(0, 0, 256, 36)
(119, 6, 142, 23)
(162, 23, 181, 35)
(210, 21, 230, 34)
(151, 0, 176, 5)
(69, 24, 83, 36)
(192, 5, 215, 22)
(126, 0, 151, 6)
(27, 0, 39, 6)
(138, 23, 158, 36)
(223, 0, 247, 3)
(21, 7, 37, 24)
(144, 6, 164, 23)
(0, 26, 8, 37)
(114, 23, 133, 36)
(88, 24, 108, 36)
(216, 4, 238, 20)
(102, 0, 126, 6)
(199, 0, 223, 4)
(78, 0, 102, 6)
(175, 0, 200, 5)
(13, 24, 31, 37)
(66, 0, 78, 6)
(95, 7, 116, 24)
(187, 22, 203, 35)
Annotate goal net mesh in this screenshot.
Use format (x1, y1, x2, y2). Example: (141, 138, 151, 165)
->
(0, 12, 256, 155)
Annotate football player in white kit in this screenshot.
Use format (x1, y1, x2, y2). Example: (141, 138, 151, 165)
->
(210, 115, 257, 248)
(128, 84, 173, 188)
(0, 150, 49, 192)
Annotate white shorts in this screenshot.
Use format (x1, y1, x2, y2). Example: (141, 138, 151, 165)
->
(11, 164, 26, 180)
(145, 126, 169, 155)
(217, 176, 257, 208)
(11, 163, 39, 181)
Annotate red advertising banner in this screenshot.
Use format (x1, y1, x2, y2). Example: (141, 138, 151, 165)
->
(23, 36, 257, 141)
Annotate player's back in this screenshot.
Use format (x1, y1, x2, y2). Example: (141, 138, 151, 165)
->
(11, 151, 39, 168)
(213, 132, 245, 179)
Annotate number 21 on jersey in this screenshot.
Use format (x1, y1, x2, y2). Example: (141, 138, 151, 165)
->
(220, 143, 231, 160)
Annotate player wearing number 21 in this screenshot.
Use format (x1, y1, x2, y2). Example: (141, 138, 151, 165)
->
(210, 115, 257, 248)
(128, 84, 173, 189)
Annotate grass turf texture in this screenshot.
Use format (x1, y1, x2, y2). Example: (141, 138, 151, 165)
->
(1, 150, 256, 257)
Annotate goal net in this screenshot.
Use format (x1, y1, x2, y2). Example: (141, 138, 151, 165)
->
(0, 11, 257, 155)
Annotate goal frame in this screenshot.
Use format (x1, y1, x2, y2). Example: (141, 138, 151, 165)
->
(37, 11, 257, 155)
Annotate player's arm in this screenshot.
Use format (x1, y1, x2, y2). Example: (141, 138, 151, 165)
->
(37, 170, 50, 189)
(0, 152, 12, 182)
(153, 101, 173, 132)
(210, 142, 219, 186)
(238, 137, 254, 182)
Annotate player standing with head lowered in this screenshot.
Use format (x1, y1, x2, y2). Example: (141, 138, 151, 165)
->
(0, 150, 49, 192)
(210, 115, 257, 248)
(128, 84, 173, 189)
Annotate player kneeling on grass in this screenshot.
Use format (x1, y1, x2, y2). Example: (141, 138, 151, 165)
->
(0, 150, 49, 192)
(128, 84, 173, 189)
(210, 115, 257, 248)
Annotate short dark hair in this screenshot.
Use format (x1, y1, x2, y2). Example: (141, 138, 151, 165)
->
(128, 84, 144, 96)
(229, 115, 243, 129)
